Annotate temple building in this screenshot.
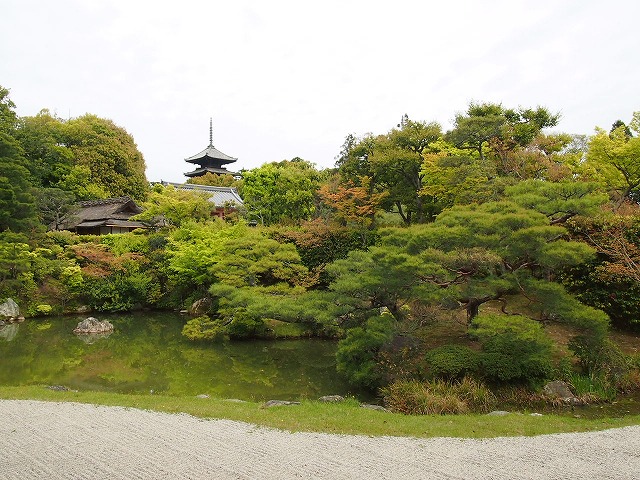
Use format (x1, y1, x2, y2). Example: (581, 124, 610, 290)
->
(57, 197, 148, 234)
(184, 119, 238, 178)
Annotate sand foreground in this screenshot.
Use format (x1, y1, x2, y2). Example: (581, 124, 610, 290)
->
(1, 399, 639, 479)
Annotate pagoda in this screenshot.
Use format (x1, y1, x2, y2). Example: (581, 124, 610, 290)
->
(184, 119, 238, 178)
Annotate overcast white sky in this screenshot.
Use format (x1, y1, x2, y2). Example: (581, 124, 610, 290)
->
(2, 0, 638, 182)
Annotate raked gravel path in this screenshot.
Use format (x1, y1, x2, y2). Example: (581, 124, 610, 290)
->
(1, 399, 640, 479)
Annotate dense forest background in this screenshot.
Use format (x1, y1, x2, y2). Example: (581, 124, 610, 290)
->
(2, 84, 639, 408)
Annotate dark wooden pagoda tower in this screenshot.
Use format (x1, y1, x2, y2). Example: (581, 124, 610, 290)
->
(184, 119, 238, 178)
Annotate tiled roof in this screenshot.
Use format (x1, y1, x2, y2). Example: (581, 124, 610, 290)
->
(159, 182, 244, 206)
(184, 166, 237, 177)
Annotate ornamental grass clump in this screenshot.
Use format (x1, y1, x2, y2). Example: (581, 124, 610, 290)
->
(382, 377, 496, 415)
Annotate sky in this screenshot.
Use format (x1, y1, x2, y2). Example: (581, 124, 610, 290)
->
(2, 0, 638, 182)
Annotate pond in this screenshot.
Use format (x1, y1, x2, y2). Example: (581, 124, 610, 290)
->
(0, 313, 372, 402)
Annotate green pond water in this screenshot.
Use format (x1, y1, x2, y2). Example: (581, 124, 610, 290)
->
(0, 313, 372, 402)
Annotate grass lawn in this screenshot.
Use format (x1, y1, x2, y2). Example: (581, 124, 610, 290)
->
(1, 385, 639, 439)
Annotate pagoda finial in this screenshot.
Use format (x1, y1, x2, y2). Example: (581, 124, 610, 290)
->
(209, 118, 213, 147)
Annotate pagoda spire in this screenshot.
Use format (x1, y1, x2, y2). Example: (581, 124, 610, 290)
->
(183, 118, 238, 178)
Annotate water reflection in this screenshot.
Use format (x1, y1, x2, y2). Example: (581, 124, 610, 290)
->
(0, 313, 371, 402)
(74, 332, 113, 345)
(0, 323, 19, 342)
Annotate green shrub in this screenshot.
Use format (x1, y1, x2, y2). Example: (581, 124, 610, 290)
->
(472, 314, 554, 384)
(182, 315, 226, 342)
(34, 304, 52, 316)
(568, 335, 628, 378)
(336, 312, 395, 388)
(84, 265, 158, 312)
(425, 344, 479, 380)
(226, 309, 267, 339)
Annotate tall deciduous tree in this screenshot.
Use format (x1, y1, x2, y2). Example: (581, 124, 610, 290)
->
(585, 114, 640, 209)
(337, 116, 443, 224)
(318, 175, 387, 228)
(61, 114, 148, 200)
(242, 158, 320, 225)
(14, 110, 74, 188)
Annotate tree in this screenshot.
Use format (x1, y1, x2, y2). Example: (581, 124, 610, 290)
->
(61, 114, 148, 200)
(585, 115, 640, 209)
(0, 86, 18, 135)
(563, 213, 640, 328)
(326, 195, 607, 335)
(242, 158, 320, 225)
(0, 132, 39, 233)
(187, 172, 240, 188)
(33, 187, 77, 230)
(0, 88, 40, 233)
(54, 164, 108, 201)
(336, 117, 443, 224)
(335, 311, 395, 388)
(506, 179, 607, 225)
(445, 103, 505, 162)
(14, 110, 74, 188)
(133, 185, 213, 227)
(209, 232, 310, 288)
(445, 102, 560, 173)
(165, 221, 247, 296)
(318, 174, 388, 228)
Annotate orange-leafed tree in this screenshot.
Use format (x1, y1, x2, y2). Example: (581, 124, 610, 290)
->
(319, 175, 388, 229)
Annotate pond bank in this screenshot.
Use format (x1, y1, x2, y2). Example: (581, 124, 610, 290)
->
(2, 399, 640, 480)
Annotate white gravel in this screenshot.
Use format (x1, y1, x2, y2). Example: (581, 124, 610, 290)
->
(1, 399, 639, 479)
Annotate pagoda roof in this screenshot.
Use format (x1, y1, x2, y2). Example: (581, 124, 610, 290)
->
(185, 144, 237, 165)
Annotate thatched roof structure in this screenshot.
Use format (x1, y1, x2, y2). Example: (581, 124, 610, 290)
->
(59, 197, 147, 234)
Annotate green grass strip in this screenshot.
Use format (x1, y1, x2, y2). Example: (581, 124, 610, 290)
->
(1, 386, 639, 438)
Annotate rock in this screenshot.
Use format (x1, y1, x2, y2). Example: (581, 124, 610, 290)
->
(76, 305, 92, 314)
(530, 413, 544, 417)
(318, 395, 345, 403)
(261, 400, 301, 408)
(224, 399, 248, 403)
(196, 394, 210, 399)
(486, 410, 510, 416)
(543, 380, 574, 398)
(543, 380, 582, 405)
(360, 404, 390, 412)
(47, 385, 71, 391)
(73, 317, 114, 335)
(0, 298, 20, 321)
(189, 298, 212, 315)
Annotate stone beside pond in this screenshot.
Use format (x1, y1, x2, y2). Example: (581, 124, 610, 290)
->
(318, 395, 345, 403)
(0, 298, 24, 324)
(73, 317, 114, 334)
(262, 400, 301, 408)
